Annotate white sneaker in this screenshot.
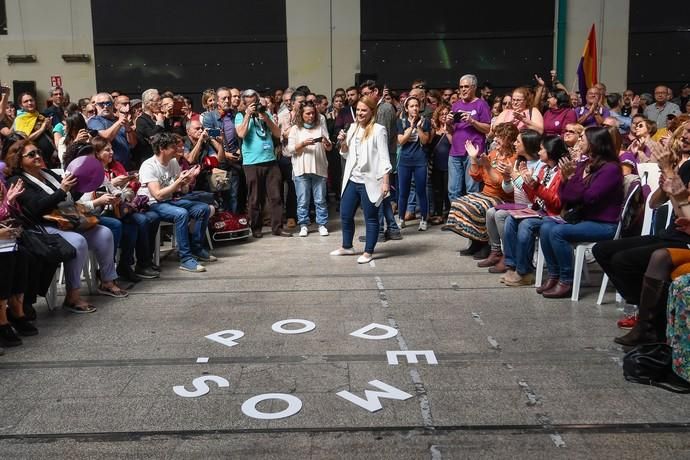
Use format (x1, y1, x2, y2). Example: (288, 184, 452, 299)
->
(418, 220, 428, 231)
(318, 225, 329, 236)
(357, 253, 373, 264)
(585, 248, 596, 264)
(299, 226, 308, 237)
(330, 247, 355, 256)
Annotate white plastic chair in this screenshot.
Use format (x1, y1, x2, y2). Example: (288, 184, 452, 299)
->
(153, 221, 214, 266)
(535, 183, 641, 302)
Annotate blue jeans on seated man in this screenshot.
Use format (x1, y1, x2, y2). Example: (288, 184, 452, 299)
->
(340, 180, 380, 254)
(539, 218, 618, 284)
(502, 217, 545, 275)
(294, 173, 328, 226)
(448, 155, 479, 201)
(150, 199, 210, 263)
(98, 215, 122, 260)
(119, 211, 160, 269)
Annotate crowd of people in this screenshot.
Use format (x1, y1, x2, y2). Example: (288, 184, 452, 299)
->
(0, 74, 689, 387)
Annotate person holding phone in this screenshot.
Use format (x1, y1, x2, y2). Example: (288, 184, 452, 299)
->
(88, 93, 138, 170)
(285, 101, 332, 237)
(138, 132, 212, 272)
(330, 96, 392, 264)
(447, 74, 492, 200)
(397, 96, 431, 231)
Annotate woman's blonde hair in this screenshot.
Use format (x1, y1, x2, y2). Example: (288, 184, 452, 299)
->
(357, 96, 378, 140)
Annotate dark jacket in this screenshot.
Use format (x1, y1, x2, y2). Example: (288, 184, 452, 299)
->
(9, 169, 83, 225)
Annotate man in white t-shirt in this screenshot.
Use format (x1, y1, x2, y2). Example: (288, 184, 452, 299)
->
(138, 132, 214, 272)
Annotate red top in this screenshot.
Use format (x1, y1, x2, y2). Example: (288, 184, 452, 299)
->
(524, 165, 562, 216)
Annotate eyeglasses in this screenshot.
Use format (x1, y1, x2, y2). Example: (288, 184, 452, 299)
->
(22, 150, 41, 159)
(86, 110, 96, 115)
(96, 101, 113, 107)
(564, 130, 578, 134)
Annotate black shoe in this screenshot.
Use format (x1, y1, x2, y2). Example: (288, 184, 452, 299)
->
(135, 266, 160, 279)
(472, 243, 491, 260)
(385, 230, 403, 241)
(459, 239, 483, 256)
(117, 266, 142, 283)
(6, 311, 38, 337)
(0, 324, 22, 347)
(23, 303, 37, 321)
(272, 231, 293, 237)
(150, 263, 161, 272)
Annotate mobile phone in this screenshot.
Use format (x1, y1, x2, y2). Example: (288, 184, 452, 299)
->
(127, 171, 138, 179)
(312, 136, 323, 143)
(453, 111, 469, 123)
(0, 85, 9, 95)
(207, 128, 221, 137)
(88, 129, 99, 137)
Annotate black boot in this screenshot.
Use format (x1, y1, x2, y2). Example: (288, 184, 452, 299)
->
(472, 242, 491, 260)
(460, 239, 484, 256)
(614, 276, 669, 347)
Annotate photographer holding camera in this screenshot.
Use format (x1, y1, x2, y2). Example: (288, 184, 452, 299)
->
(88, 93, 138, 170)
(235, 89, 290, 238)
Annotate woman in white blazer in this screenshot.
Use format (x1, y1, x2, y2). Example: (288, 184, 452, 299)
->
(330, 96, 392, 264)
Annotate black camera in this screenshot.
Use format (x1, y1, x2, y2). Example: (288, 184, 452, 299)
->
(256, 104, 266, 114)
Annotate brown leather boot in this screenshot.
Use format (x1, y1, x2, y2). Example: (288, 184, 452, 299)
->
(536, 278, 558, 294)
(477, 250, 502, 268)
(488, 256, 508, 273)
(614, 277, 670, 347)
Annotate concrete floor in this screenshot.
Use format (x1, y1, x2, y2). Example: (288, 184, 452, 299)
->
(1, 212, 689, 459)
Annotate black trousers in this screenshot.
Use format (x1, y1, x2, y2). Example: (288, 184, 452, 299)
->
(592, 235, 687, 305)
(278, 157, 297, 220)
(0, 247, 29, 300)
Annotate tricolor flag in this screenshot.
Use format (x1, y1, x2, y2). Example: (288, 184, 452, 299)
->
(576, 24, 598, 100)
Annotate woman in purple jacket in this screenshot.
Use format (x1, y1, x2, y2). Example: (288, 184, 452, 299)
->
(537, 127, 624, 298)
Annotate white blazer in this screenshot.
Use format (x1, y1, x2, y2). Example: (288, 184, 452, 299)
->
(340, 123, 392, 205)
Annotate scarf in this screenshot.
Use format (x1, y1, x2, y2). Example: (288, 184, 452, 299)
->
(14, 111, 40, 136)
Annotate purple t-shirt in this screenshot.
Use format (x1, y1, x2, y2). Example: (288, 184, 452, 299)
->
(575, 105, 610, 127)
(449, 98, 491, 156)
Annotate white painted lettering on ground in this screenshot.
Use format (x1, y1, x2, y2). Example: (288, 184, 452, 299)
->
(336, 380, 414, 412)
(241, 393, 303, 420)
(271, 319, 316, 335)
(205, 330, 244, 348)
(386, 350, 438, 365)
(173, 375, 229, 398)
(350, 323, 398, 340)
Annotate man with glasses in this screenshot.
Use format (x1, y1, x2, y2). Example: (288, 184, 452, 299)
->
(88, 93, 138, 168)
(447, 74, 491, 200)
(644, 85, 681, 129)
(576, 87, 610, 127)
(43, 86, 66, 126)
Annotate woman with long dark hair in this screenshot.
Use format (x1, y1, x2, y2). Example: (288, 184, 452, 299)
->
(543, 90, 576, 137)
(537, 127, 624, 298)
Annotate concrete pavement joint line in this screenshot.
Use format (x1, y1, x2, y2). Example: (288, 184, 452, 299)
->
(375, 276, 434, 428)
(0, 352, 625, 369)
(4, 423, 690, 442)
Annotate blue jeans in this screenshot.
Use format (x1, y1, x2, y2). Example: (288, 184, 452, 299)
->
(539, 218, 618, 283)
(398, 164, 429, 219)
(294, 173, 328, 226)
(340, 180, 380, 254)
(378, 196, 399, 234)
(223, 171, 240, 213)
(98, 215, 122, 260)
(150, 199, 210, 263)
(448, 155, 479, 201)
(120, 211, 160, 268)
(503, 217, 545, 275)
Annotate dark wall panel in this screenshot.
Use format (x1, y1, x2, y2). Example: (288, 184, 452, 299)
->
(360, 0, 555, 94)
(91, 0, 288, 104)
(628, 0, 690, 93)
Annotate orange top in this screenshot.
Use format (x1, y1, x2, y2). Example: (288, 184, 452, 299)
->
(469, 150, 515, 202)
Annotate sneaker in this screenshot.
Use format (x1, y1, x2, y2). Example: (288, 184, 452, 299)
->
(385, 230, 403, 241)
(418, 220, 428, 231)
(194, 250, 218, 262)
(357, 253, 373, 264)
(135, 266, 161, 279)
(117, 265, 142, 283)
(617, 311, 639, 330)
(330, 247, 356, 256)
(318, 226, 329, 236)
(179, 259, 206, 272)
(0, 324, 22, 347)
(299, 226, 309, 237)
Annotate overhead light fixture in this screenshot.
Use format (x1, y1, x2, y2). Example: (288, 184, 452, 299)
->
(7, 54, 37, 64)
(61, 54, 91, 63)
